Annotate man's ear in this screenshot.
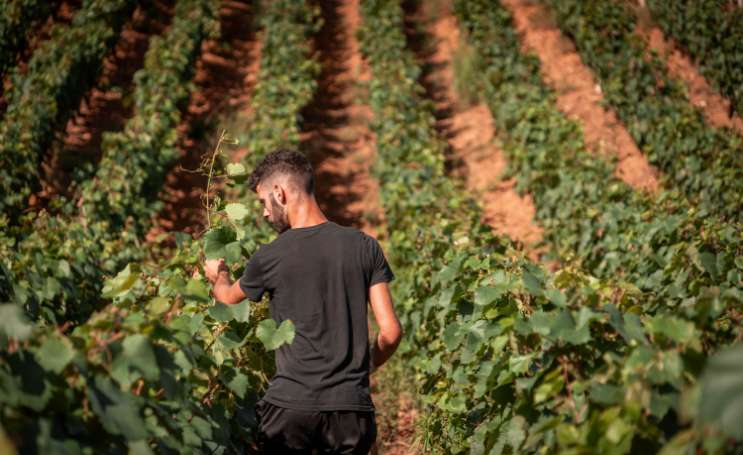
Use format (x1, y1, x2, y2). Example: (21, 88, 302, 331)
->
(273, 184, 287, 205)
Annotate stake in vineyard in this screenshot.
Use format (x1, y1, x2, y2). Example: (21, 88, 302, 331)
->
(0, 0, 741, 453)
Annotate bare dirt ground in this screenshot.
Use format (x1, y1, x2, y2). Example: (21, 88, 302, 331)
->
(300, 1, 418, 453)
(371, 372, 419, 455)
(502, 0, 660, 193)
(402, 0, 544, 258)
(633, 6, 743, 136)
(147, 0, 262, 240)
(299, 0, 384, 239)
(35, 1, 174, 204)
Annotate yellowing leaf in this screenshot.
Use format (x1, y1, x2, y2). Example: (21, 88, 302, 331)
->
(226, 162, 247, 176)
(102, 264, 141, 299)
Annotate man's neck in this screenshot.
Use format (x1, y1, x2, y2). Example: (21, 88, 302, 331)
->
(288, 197, 328, 229)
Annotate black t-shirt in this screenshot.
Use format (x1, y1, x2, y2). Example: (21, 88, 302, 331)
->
(239, 221, 395, 411)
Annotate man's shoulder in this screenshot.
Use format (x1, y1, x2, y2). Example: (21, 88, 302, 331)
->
(335, 222, 364, 236)
(316, 221, 365, 239)
(334, 223, 380, 246)
(270, 222, 373, 246)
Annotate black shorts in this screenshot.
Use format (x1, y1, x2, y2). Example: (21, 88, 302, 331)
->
(256, 400, 376, 454)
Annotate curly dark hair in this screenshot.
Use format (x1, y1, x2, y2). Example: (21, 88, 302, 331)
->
(248, 148, 315, 194)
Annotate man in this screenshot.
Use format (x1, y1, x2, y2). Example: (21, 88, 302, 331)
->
(203, 149, 402, 454)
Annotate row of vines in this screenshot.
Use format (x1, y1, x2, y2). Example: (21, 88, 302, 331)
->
(0, 0, 322, 451)
(0, 0, 139, 222)
(646, 0, 743, 118)
(358, 0, 743, 453)
(545, 0, 742, 223)
(0, 0, 56, 78)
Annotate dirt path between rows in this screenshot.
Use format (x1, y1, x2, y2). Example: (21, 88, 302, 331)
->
(502, 0, 660, 193)
(299, 0, 384, 240)
(300, 1, 418, 453)
(147, 0, 262, 240)
(633, 6, 743, 136)
(402, 0, 543, 258)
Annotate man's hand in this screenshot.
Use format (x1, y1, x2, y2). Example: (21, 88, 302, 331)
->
(202, 258, 247, 305)
(204, 258, 228, 284)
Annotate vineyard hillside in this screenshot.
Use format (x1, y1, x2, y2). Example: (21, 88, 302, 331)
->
(1, 0, 741, 453)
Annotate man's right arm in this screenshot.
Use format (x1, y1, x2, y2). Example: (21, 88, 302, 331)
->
(369, 281, 402, 371)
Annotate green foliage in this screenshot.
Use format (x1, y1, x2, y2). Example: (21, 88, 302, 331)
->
(0, 0, 220, 326)
(0, 0, 54, 78)
(0, 0, 319, 450)
(238, 0, 321, 161)
(359, 0, 743, 452)
(203, 227, 238, 261)
(77, 0, 221, 235)
(2, 0, 741, 450)
(698, 343, 743, 441)
(647, 0, 743, 118)
(455, 0, 743, 450)
(0, 305, 33, 341)
(455, 0, 742, 335)
(0, 0, 139, 222)
(545, 0, 743, 222)
(256, 319, 295, 351)
(224, 203, 250, 222)
(0, 241, 274, 452)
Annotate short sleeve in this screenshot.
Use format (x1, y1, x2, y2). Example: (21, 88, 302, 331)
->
(239, 248, 266, 302)
(366, 235, 395, 286)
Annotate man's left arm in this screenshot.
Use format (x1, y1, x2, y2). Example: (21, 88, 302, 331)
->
(204, 259, 246, 305)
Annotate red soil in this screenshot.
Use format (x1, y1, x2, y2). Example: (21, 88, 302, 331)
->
(147, 0, 262, 240)
(634, 6, 743, 136)
(403, 1, 544, 257)
(502, 0, 660, 193)
(299, 0, 385, 240)
(299, 0, 418, 452)
(371, 374, 419, 455)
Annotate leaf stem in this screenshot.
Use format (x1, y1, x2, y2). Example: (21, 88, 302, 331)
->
(205, 129, 228, 229)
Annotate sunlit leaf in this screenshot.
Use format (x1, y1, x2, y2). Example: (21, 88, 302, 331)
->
(256, 319, 295, 351)
(0, 304, 33, 340)
(102, 264, 141, 299)
(225, 203, 250, 222)
(226, 163, 247, 176)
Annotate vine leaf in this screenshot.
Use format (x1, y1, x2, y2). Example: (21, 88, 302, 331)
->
(88, 376, 147, 441)
(121, 334, 160, 381)
(256, 319, 295, 351)
(231, 300, 251, 323)
(208, 303, 233, 322)
(0, 304, 33, 340)
(225, 203, 250, 222)
(699, 343, 743, 440)
(102, 264, 141, 299)
(226, 163, 247, 177)
(35, 335, 74, 374)
(221, 367, 249, 398)
(203, 227, 237, 260)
